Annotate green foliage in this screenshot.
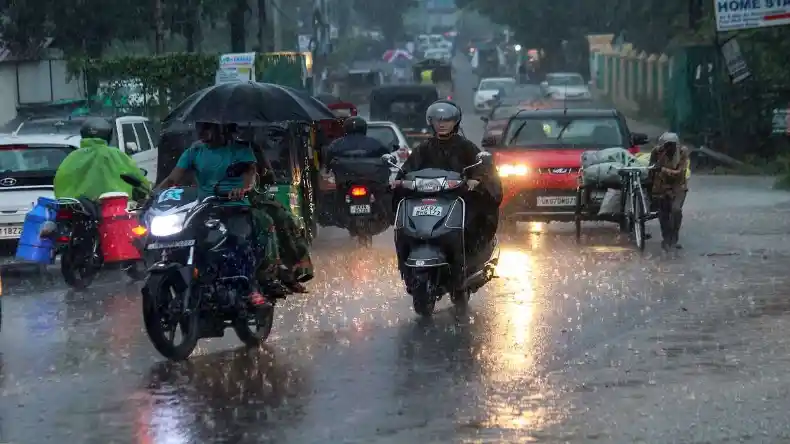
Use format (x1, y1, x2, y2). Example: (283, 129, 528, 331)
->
(67, 52, 308, 119)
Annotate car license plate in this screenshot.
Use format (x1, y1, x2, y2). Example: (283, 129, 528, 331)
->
(349, 204, 371, 214)
(0, 225, 23, 239)
(147, 239, 196, 250)
(412, 205, 442, 216)
(537, 196, 576, 206)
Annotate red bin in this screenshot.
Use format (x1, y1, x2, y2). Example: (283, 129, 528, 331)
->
(98, 192, 141, 263)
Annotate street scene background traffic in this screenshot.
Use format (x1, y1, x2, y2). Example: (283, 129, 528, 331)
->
(3, 0, 790, 442)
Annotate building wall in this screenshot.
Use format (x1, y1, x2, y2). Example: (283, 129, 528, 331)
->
(0, 59, 85, 128)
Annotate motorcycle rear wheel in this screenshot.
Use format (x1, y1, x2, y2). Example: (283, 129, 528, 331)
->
(233, 304, 275, 347)
(61, 247, 99, 290)
(143, 275, 199, 361)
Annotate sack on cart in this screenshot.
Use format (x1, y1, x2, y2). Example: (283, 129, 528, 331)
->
(581, 162, 622, 187)
(598, 188, 622, 215)
(581, 147, 633, 168)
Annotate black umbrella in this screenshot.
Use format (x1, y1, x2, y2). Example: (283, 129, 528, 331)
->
(170, 82, 335, 125)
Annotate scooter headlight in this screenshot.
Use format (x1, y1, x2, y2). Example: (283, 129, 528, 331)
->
(150, 213, 186, 237)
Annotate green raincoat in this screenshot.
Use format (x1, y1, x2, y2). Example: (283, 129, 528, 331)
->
(54, 138, 151, 200)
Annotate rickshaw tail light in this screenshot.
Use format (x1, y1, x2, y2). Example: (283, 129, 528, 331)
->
(57, 235, 70, 243)
(350, 186, 368, 197)
(132, 226, 147, 236)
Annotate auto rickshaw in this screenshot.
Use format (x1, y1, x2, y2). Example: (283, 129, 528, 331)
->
(369, 85, 439, 149)
(412, 58, 454, 100)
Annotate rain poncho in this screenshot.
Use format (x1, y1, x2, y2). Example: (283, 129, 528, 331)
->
(54, 138, 150, 200)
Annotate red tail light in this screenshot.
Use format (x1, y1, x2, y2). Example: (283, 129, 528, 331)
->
(350, 186, 367, 197)
(57, 235, 70, 243)
(56, 208, 72, 220)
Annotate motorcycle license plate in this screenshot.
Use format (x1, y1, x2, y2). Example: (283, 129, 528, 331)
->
(349, 204, 371, 214)
(412, 205, 442, 217)
(147, 239, 196, 250)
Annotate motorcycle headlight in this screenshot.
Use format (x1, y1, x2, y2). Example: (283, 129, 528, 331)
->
(150, 213, 186, 237)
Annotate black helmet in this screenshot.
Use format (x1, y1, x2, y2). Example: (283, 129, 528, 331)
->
(80, 117, 113, 143)
(343, 116, 368, 135)
(426, 100, 462, 139)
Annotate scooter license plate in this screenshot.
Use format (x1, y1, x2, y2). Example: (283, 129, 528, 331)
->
(147, 239, 196, 250)
(412, 205, 442, 217)
(349, 204, 371, 214)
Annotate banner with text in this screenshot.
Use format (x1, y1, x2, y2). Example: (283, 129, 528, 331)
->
(215, 52, 256, 84)
(715, 0, 790, 31)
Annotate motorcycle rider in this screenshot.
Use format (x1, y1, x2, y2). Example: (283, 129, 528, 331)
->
(54, 117, 150, 202)
(650, 131, 689, 250)
(395, 100, 502, 261)
(156, 121, 279, 306)
(324, 116, 392, 164)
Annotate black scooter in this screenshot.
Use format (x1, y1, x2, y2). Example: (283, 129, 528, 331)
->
(385, 151, 500, 316)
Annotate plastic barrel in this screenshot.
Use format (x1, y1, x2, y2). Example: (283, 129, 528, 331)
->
(15, 197, 57, 264)
(98, 192, 141, 263)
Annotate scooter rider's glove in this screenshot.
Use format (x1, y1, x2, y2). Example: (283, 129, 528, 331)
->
(467, 179, 480, 191)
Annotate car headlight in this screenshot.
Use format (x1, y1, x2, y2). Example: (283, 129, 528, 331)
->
(498, 164, 530, 177)
(150, 213, 186, 237)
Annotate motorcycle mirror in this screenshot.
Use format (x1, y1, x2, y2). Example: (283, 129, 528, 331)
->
(140, 168, 148, 177)
(121, 173, 143, 188)
(476, 151, 492, 165)
(381, 153, 398, 166)
(225, 161, 254, 178)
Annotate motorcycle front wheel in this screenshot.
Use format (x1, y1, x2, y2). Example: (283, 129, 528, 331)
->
(142, 274, 199, 361)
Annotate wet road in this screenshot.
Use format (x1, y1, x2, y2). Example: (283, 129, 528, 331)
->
(3, 57, 790, 443)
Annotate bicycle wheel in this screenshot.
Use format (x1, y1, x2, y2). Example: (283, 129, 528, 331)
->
(632, 187, 646, 251)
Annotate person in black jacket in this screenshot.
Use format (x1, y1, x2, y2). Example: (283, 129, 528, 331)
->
(324, 116, 391, 164)
(396, 100, 502, 255)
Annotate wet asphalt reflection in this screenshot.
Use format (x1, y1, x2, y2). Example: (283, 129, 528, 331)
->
(2, 55, 790, 443)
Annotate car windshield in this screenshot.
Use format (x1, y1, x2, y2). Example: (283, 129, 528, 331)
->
(491, 106, 518, 120)
(15, 120, 83, 135)
(367, 126, 399, 149)
(479, 79, 515, 91)
(547, 74, 585, 86)
(0, 145, 73, 173)
(504, 116, 623, 148)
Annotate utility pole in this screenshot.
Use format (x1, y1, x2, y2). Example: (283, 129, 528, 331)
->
(153, 0, 165, 53)
(272, 0, 283, 50)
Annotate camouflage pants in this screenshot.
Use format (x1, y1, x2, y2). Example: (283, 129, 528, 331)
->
(251, 193, 313, 283)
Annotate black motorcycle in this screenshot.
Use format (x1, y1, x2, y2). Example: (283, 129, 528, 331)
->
(121, 162, 276, 361)
(385, 152, 499, 316)
(331, 157, 393, 247)
(47, 196, 145, 290)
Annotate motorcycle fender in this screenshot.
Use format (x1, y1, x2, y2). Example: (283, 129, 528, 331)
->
(405, 244, 447, 267)
(146, 262, 191, 292)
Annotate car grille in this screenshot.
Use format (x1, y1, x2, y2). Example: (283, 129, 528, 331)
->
(536, 167, 580, 174)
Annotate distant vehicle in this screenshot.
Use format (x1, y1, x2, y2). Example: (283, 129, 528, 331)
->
(366, 121, 411, 178)
(540, 72, 592, 101)
(496, 84, 543, 107)
(491, 108, 648, 226)
(423, 48, 452, 63)
(14, 115, 158, 180)
(473, 77, 516, 113)
(480, 104, 520, 147)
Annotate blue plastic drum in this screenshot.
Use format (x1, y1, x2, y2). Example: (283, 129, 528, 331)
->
(15, 197, 57, 264)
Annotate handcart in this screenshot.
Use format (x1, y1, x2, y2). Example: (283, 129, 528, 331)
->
(574, 165, 659, 250)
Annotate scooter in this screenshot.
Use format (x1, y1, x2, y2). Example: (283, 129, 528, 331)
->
(385, 151, 500, 316)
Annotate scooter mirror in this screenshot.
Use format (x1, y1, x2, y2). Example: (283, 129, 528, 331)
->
(476, 151, 492, 165)
(381, 153, 397, 165)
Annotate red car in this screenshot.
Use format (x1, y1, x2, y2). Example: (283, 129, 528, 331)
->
(480, 104, 520, 147)
(492, 108, 648, 224)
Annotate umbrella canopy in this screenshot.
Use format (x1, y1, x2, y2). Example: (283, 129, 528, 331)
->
(169, 82, 334, 125)
(382, 49, 413, 63)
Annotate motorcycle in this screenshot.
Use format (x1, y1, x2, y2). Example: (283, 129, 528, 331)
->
(120, 162, 275, 361)
(45, 196, 145, 290)
(331, 157, 393, 247)
(384, 151, 500, 316)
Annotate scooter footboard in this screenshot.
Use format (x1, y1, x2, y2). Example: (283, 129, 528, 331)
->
(405, 244, 448, 267)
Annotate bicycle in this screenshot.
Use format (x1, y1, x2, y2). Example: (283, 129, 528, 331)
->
(617, 165, 658, 251)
